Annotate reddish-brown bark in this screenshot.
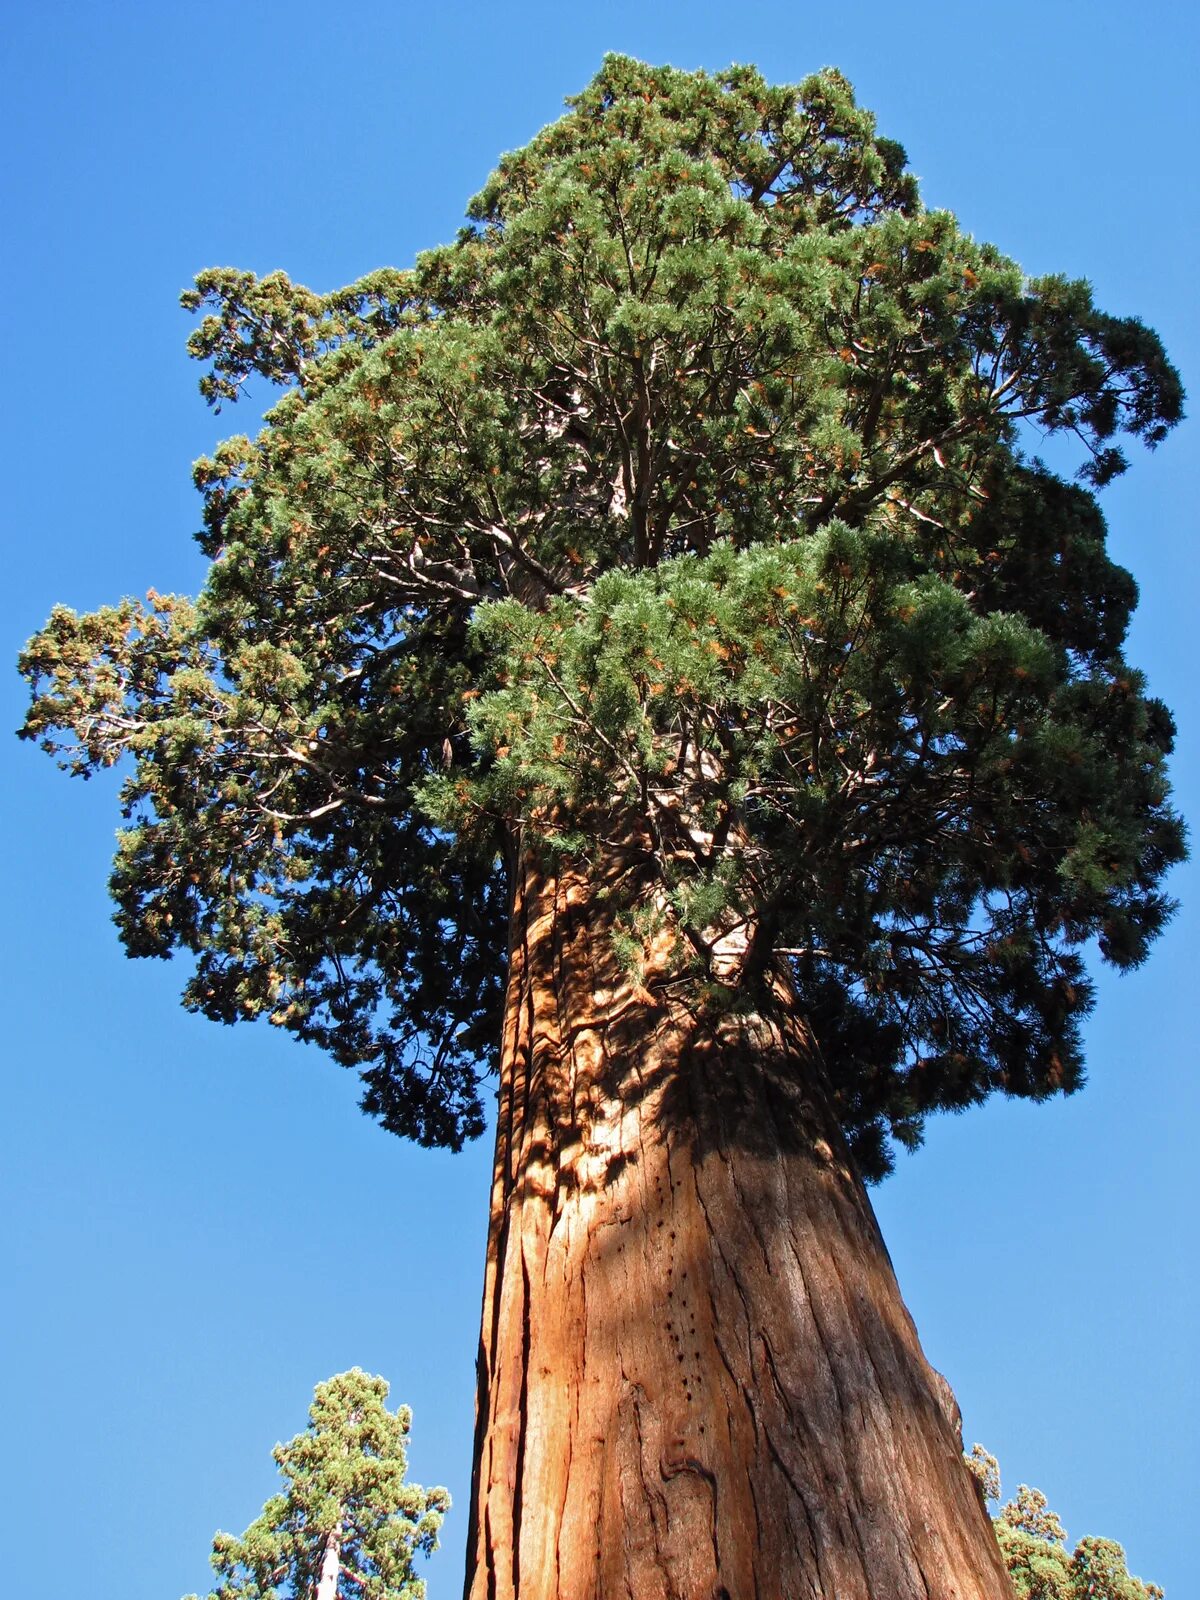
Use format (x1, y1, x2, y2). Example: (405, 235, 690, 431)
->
(463, 834, 1013, 1600)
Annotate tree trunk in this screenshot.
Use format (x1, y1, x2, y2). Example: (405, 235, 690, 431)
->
(463, 831, 1013, 1600)
(316, 1527, 341, 1600)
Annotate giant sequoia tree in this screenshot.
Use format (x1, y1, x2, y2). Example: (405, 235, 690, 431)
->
(20, 57, 1184, 1600)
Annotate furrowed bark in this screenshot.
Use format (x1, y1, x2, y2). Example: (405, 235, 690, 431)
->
(463, 831, 1013, 1600)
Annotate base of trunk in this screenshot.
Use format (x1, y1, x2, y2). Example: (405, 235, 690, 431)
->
(464, 839, 1012, 1600)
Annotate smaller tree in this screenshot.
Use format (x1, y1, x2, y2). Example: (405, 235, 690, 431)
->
(966, 1450, 1164, 1599)
(183, 1370, 448, 1600)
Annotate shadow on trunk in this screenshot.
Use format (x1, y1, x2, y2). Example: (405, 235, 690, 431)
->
(461, 831, 1013, 1600)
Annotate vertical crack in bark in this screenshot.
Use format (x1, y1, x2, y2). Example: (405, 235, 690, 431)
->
(510, 1244, 531, 1600)
(776, 1147, 877, 1588)
(482, 1502, 497, 1600)
(761, 1427, 824, 1600)
(557, 1235, 580, 1600)
(756, 1323, 843, 1599)
(823, 1198, 940, 1587)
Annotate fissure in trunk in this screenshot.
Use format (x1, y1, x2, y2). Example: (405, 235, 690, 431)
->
(464, 831, 1012, 1600)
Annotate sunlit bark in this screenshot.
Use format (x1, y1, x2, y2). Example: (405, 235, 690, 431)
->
(463, 831, 1012, 1600)
(315, 1528, 341, 1600)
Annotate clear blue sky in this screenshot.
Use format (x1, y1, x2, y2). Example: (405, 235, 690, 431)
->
(3, 3, 1195, 1595)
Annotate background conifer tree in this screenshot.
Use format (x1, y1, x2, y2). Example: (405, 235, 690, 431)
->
(966, 1452, 1165, 1600)
(20, 56, 1184, 1599)
(183, 1370, 447, 1600)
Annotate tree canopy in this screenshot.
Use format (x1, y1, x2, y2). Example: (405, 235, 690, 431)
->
(19, 54, 1184, 1177)
(964, 1452, 1164, 1600)
(183, 1369, 447, 1600)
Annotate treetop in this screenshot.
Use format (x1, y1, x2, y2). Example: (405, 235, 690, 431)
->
(184, 1369, 448, 1600)
(19, 54, 1185, 1176)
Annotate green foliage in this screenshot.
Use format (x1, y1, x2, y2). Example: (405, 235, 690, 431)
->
(967, 1461, 1164, 1599)
(183, 1370, 448, 1600)
(18, 55, 1184, 1175)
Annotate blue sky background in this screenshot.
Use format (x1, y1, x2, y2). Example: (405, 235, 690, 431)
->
(3, 3, 1195, 1596)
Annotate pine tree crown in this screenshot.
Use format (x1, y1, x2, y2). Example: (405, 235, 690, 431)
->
(183, 1369, 448, 1600)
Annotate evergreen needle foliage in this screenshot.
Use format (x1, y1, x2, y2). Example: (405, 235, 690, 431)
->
(18, 55, 1184, 1178)
(183, 1369, 448, 1600)
(967, 1450, 1164, 1599)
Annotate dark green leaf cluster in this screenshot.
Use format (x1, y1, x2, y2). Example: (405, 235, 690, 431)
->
(18, 55, 1184, 1172)
(19, 595, 502, 1147)
(183, 1369, 448, 1600)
